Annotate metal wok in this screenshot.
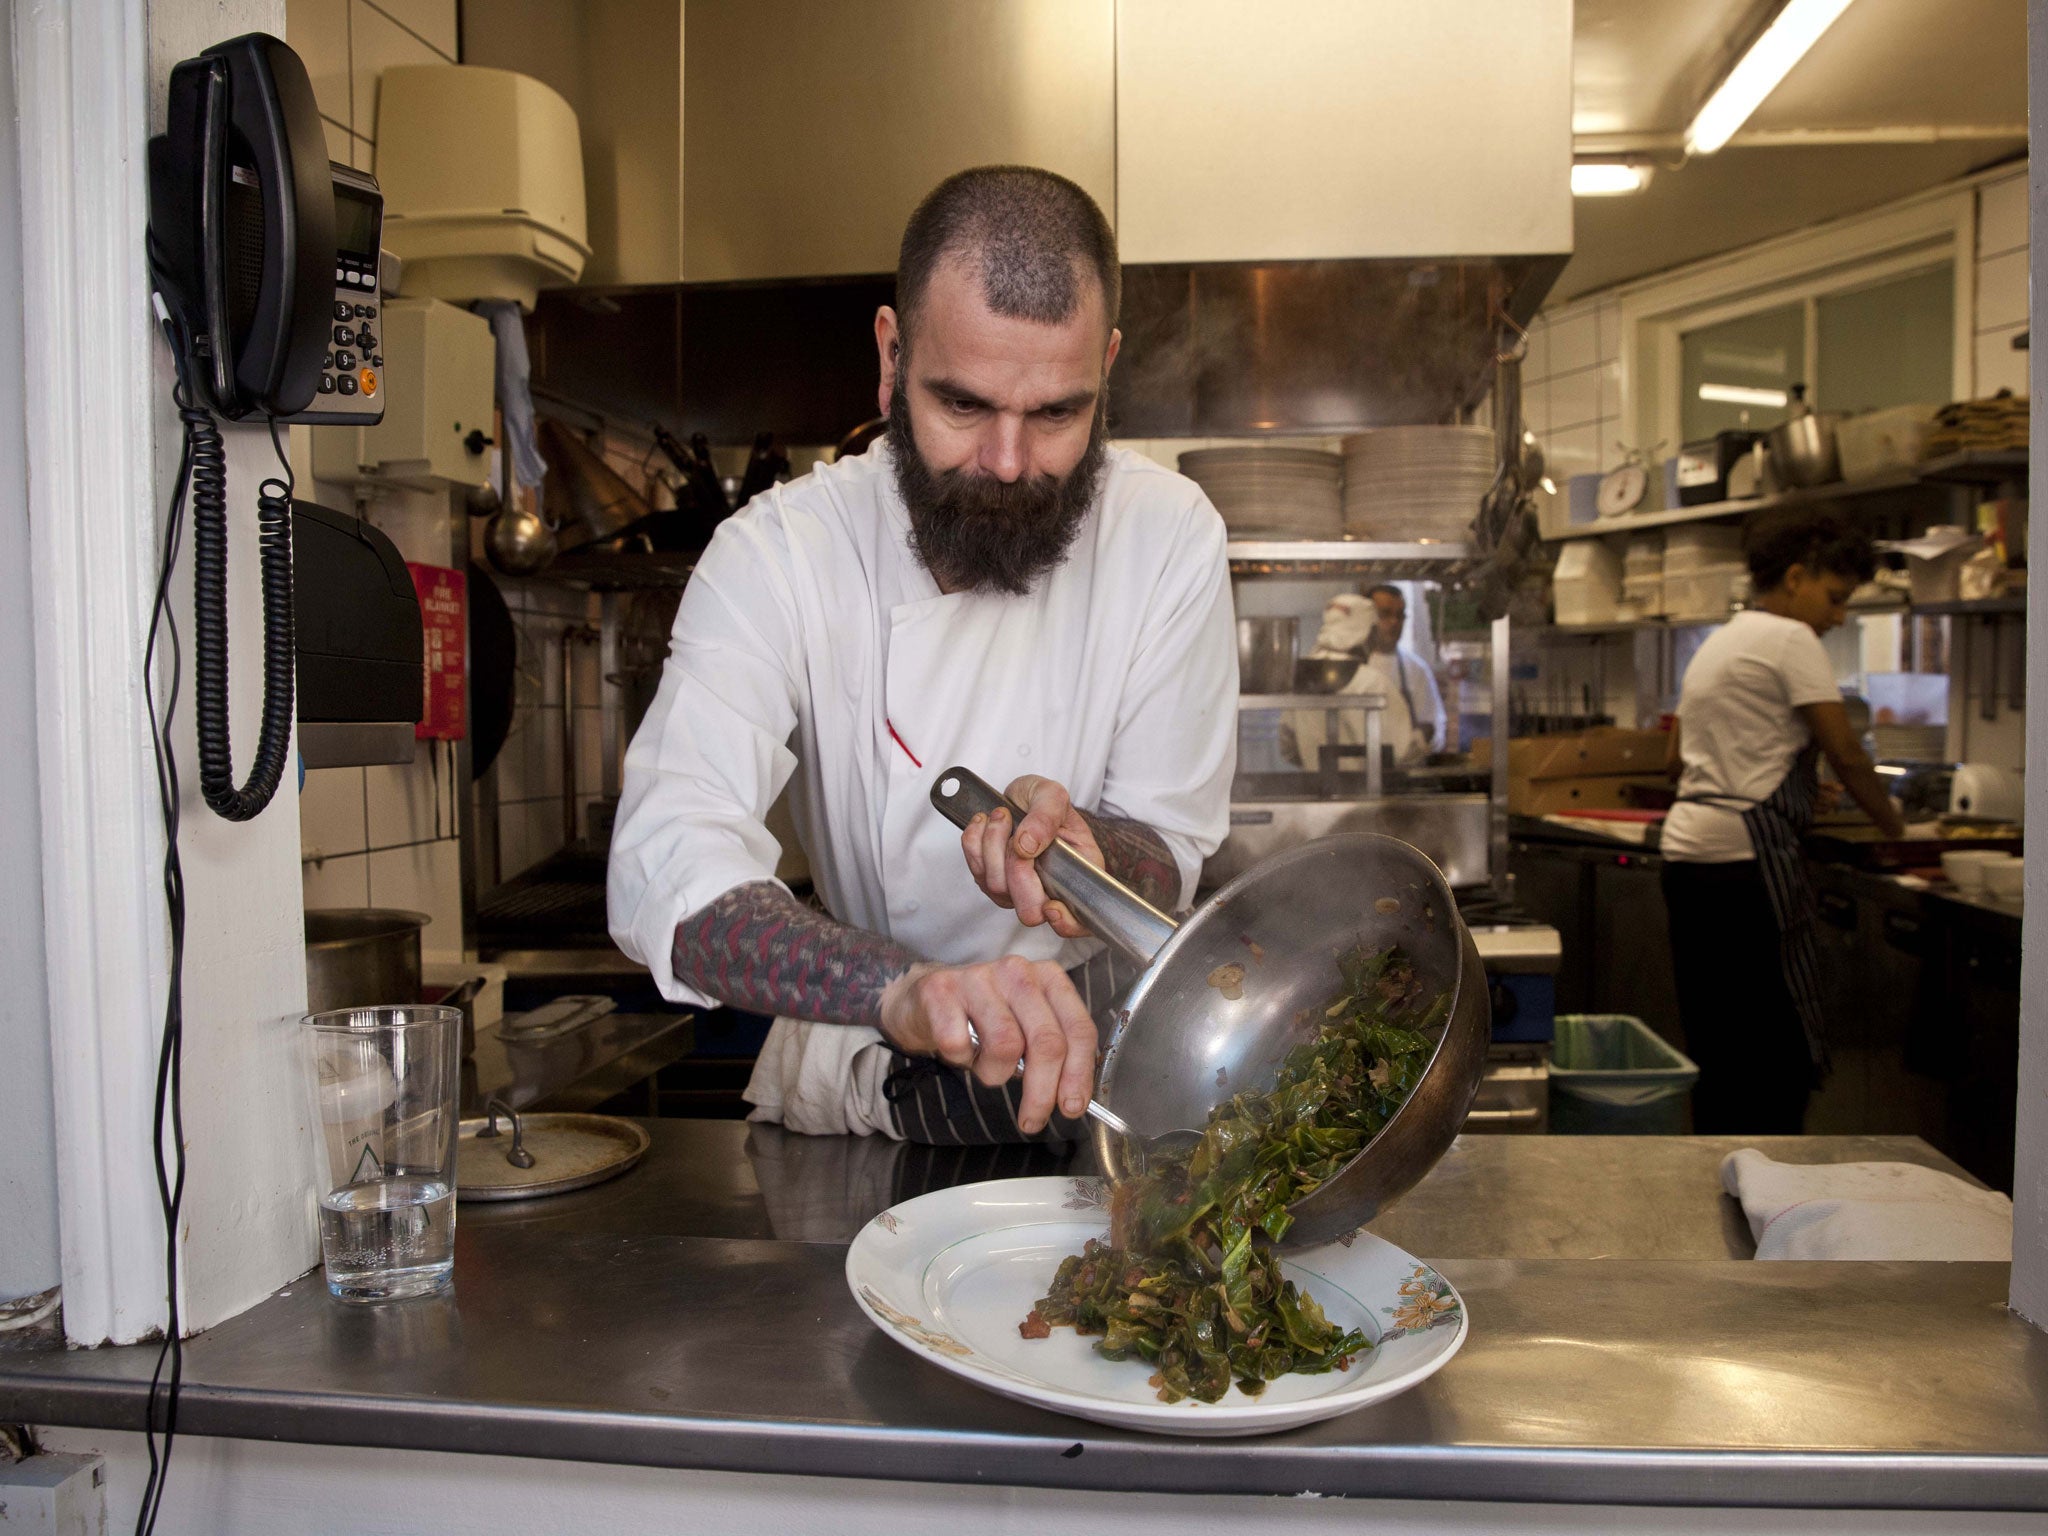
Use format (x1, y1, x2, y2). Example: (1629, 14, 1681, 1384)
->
(929, 768, 1488, 1245)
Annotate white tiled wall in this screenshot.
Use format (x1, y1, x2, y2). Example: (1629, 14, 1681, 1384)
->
(1973, 170, 2030, 397)
(1518, 295, 1629, 493)
(297, 482, 468, 956)
(285, 2, 467, 945)
(477, 579, 607, 882)
(1519, 166, 2033, 763)
(286, 0, 458, 171)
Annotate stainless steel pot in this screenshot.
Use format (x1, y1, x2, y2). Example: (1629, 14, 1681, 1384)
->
(1236, 616, 1298, 694)
(928, 768, 1489, 1245)
(1767, 387, 1841, 487)
(305, 908, 431, 1014)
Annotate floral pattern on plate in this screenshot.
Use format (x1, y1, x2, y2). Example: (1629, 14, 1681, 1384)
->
(1062, 1178, 1109, 1211)
(859, 1285, 973, 1358)
(1382, 1264, 1461, 1338)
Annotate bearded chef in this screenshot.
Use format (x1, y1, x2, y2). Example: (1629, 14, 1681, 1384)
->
(608, 166, 1237, 1144)
(1286, 587, 1446, 772)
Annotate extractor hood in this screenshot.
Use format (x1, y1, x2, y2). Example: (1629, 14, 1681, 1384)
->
(524, 251, 1566, 447)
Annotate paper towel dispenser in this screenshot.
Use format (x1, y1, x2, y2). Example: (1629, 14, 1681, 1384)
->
(294, 500, 423, 768)
(374, 64, 590, 309)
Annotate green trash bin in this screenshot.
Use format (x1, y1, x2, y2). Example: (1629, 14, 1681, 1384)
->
(1548, 1014, 1699, 1134)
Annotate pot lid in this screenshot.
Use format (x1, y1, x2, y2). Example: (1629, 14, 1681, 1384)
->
(456, 1101, 650, 1201)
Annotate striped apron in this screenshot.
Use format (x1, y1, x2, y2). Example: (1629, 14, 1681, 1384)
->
(1675, 744, 1830, 1079)
(882, 945, 1144, 1145)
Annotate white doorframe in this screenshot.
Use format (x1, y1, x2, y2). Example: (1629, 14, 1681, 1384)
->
(16, 0, 308, 1349)
(15, 0, 172, 1348)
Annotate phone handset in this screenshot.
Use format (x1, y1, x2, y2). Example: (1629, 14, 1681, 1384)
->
(148, 33, 380, 821)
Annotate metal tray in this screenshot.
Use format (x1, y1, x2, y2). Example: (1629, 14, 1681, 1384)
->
(456, 1109, 651, 1201)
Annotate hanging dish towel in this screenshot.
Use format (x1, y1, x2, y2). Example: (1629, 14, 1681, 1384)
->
(744, 1018, 905, 1139)
(1720, 1148, 2012, 1261)
(474, 299, 548, 491)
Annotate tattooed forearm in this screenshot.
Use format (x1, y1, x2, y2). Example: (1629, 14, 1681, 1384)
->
(672, 880, 918, 1027)
(1075, 810, 1182, 911)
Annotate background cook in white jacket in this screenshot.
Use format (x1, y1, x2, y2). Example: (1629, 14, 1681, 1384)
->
(1286, 588, 1446, 772)
(607, 167, 1237, 1137)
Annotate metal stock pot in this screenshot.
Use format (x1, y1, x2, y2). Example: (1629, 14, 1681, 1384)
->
(304, 908, 430, 1014)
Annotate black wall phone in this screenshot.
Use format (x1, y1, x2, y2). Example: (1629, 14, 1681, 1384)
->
(148, 32, 392, 820)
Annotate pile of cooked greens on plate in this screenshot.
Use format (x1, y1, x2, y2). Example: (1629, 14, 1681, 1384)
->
(1019, 943, 1445, 1404)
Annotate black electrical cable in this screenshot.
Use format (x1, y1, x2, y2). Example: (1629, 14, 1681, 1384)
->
(134, 276, 304, 1529)
(188, 364, 296, 822)
(137, 302, 196, 1536)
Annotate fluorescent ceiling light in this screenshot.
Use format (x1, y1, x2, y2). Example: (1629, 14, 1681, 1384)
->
(1686, 0, 1858, 156)
(1571, 162, 1652, 196)
(1698, 383, 1789, 407)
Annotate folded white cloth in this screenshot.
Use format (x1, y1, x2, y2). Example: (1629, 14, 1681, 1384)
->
(1720, 1148, 2012, 1261)
(742, 1017, 904, 1139)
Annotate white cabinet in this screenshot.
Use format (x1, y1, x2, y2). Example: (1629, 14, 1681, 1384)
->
(679, 0, 1116, 283)
(463, 0, 682, 288)
(313, 300, 496, 489)
(468, 0, 1569, 286)
(1114, 0, 1572, 265)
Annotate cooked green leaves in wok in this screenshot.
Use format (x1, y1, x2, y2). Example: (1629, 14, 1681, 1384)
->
(1020, 944, 1444, 1404)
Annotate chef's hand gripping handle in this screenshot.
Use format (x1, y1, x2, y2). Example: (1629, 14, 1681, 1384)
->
(929, 766, 1176, 967)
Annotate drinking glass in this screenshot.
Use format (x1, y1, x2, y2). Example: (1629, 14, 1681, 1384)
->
(301, 1004, 462, 1302)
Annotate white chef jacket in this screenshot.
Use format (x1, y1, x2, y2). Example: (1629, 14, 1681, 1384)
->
(607, 441, 1239, 1014)
(1287, 648, 1445, 770)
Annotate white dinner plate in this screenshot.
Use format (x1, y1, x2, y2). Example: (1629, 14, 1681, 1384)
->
(845, 1176, 1467, 1437)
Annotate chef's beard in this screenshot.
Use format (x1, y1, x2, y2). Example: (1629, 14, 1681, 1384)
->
(888, 376, 1107, 596)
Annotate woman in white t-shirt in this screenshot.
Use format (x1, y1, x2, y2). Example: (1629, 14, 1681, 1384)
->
(1661, 507, 1905, 1133)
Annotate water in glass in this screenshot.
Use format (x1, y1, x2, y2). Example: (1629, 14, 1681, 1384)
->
(318, 1176, 454, 1301)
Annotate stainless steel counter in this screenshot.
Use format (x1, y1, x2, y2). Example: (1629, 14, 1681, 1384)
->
(3, 1125, 2043, 1510)
(461, 1011, 693, 1116)
(454, 1118, 1980, 1260)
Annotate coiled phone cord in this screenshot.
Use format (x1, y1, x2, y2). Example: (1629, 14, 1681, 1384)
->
(182, 372, 296, 822)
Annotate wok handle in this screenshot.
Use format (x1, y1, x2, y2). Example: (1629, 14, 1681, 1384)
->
(929, 766, 1176, 967)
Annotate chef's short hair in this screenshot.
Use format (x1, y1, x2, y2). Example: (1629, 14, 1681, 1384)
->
(1365, 584, 1406, 611)
(1743, 506, 1877, 592)
(896, 167, 1120, 348)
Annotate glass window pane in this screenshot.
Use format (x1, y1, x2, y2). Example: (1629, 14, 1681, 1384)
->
(1680, 302, 1805, 442)
(1814, 266, 1953, 414)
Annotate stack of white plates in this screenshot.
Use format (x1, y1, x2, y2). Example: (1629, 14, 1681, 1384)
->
(1341, 426, 1497, 542)
(1871, 723, 1949, 763)
(1178, 447, 1343, 539)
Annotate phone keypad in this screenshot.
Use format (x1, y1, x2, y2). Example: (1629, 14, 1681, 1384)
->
(317, 284, 380, 416)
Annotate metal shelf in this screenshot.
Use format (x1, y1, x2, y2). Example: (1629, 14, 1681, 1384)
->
(1911, 596, 2027, 616)
(1548, 451, 2024, 543)
(1529, 619, 1671, 637)
(1918, 449, 2028, 485)
(1529, 593, 2025, 638)
(1236, 692, 1390, 711)
(1227, 540, 1472, 580)
(524, 549, 699, 591)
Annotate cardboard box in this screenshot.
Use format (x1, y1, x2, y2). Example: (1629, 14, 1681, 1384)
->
(1508, 775, 1672, 817)
(1469, 728, 1671, 781)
